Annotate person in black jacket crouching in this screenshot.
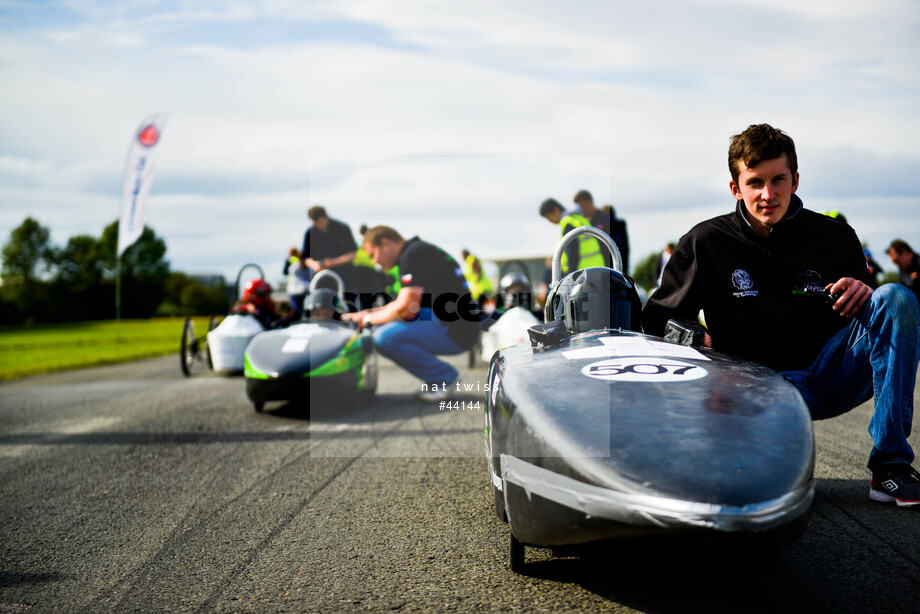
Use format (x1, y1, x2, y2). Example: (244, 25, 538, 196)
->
(643, 123, 920, 508)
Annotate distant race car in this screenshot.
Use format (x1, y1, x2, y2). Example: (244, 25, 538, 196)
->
(478, 262, 542, 363)
(485, 227, 815, 572)
(243, 270, 377, 413)
(180, 263, 270, 376)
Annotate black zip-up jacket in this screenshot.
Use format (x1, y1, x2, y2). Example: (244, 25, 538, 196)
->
(642, 195, 870, 371)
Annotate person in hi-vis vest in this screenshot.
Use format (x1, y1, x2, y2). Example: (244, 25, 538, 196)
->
(460, 249, 493, 303)
(539, 198, 605, 274)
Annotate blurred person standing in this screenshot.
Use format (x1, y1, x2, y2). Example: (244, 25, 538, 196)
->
(283, 247, 311, 318)
(656, 242, 675, 288)
(603, 205, 630, 273)
(887, 239, 920, 302)
(302, 206, 358, 304)
(461, 249, 493, 304)
(539, 198, 605, 275)
(864, 249, 884, 289)
(573, 190, 630, 272)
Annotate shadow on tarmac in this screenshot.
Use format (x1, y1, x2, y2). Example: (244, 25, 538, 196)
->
(503, 477, 920, 613)
(0, 390, 485, 447)
(0, 571, 65, 588)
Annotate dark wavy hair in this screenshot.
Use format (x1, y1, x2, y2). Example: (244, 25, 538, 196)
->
(728, 124, 798, 184)
(308, 205, 327, 222)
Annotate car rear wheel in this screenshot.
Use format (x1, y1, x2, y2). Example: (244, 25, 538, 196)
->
(358, 386, 376, 406)
(509, 532, 525, 573)
(180, 318, 195, 376)
(205, 316, 219, 370)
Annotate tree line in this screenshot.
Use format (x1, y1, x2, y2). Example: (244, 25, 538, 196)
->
(1, 217, 229, 325)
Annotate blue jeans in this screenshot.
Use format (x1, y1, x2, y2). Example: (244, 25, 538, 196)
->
(373, 308, 465, 386)
(781, 284, 920, 471)
(289, 293, 305, 318)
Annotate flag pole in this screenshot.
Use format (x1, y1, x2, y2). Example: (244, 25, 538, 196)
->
(116, 255, 122, 320)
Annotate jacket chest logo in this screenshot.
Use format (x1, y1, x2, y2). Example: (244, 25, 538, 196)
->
(731, 268, 758, 297)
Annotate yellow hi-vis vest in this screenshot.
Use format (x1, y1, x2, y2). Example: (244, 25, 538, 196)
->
(354, 247, 400, 300)
(353, 247, 376, 269)
(559, 213, 605, 273)
(464, 253, 492, 300)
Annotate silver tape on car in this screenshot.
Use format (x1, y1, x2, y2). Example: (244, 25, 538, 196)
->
(500, 454, 814, 533)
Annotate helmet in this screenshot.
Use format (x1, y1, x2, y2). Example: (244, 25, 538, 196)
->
(304, 288, 342, 318)
(242, 279, 274, 310)
(499, 273, 531, 294)
(498, 272, 532, 310)
(544, 267, 641, 333)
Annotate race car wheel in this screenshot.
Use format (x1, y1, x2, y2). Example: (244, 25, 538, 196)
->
(180, 318, 195, 376)
(509, 532, 525, 573)
(753, 544, 782, 572)
(206, 316, 219, 370)
(358, 389, 374, 407)
(253, 401, 265, 413)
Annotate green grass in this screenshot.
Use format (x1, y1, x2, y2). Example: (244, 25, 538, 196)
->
(0, 317, 218, 381)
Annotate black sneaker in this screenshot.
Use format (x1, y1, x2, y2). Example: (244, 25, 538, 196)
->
(870, 464, 920, 507)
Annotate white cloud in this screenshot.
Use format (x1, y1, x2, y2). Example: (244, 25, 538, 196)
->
(0, 156, 58, 185)
(692, 0, 908, 20)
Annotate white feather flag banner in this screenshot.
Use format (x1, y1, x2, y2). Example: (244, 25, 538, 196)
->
(117, 113, 168, 257)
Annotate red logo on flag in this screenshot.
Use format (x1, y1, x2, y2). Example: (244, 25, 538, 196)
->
(137, 125, 160, 147)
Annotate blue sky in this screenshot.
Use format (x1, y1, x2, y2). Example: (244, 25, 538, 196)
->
(1, 0, 918, 284)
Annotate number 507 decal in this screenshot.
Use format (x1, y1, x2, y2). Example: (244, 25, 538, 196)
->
(581, 357, 707, 382)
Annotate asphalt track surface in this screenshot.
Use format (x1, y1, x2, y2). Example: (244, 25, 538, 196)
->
(1, 350, 919, 614)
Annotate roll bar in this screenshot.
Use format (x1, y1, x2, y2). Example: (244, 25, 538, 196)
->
(309, 269, 346, 305)
(551, 226, 623, 285)
(234, 263, 266, 300)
